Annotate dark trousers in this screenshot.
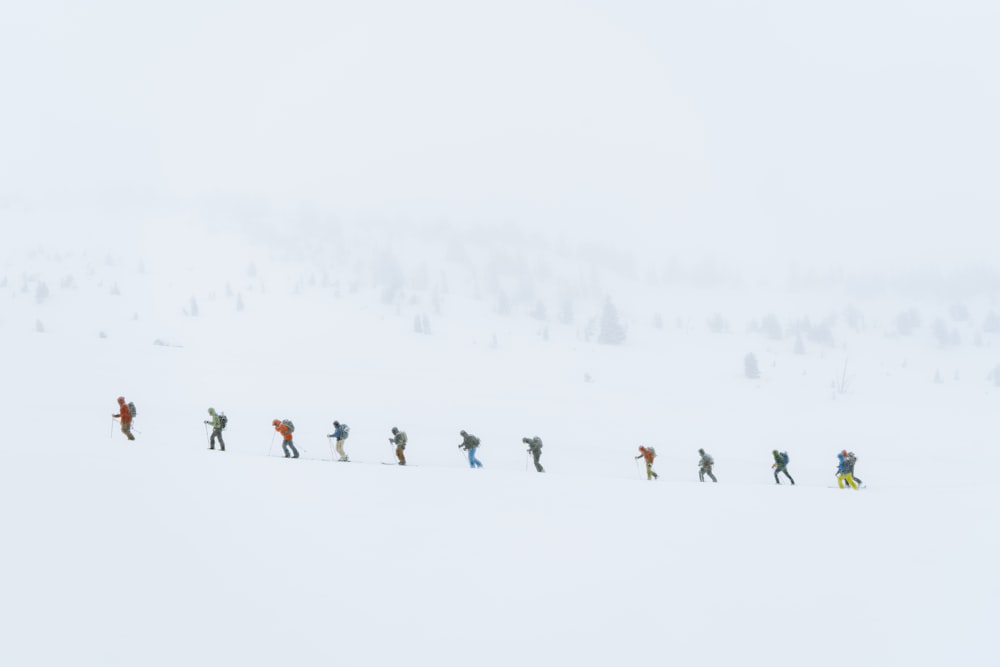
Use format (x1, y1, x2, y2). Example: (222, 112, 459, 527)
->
(531, 450, 544, 472)
(774, 467, 794, 484)
(210, 428, 225, 450)
(283, 440, 299, 458)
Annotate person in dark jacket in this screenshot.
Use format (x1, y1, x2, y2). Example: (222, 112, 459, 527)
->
(698, 448, 717, 482)
(458, 430, 483, 468)
(204, 407, 226, 451)
(772, 450, 794, 485)
(523, 436, 544, 472)
(845, 451, 863, 487)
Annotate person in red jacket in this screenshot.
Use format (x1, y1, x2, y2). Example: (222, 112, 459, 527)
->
(112, 396, 135, 441)
(635, 445, 658, 480)
(273, 419, 299, 458)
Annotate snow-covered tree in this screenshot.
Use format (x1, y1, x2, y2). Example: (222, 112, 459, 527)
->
(35, 281, 49, 304)
(598, 298, 626, 345)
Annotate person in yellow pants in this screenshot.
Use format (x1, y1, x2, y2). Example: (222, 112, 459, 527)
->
(837, 450, 859, 489)
(635, 446, 658, 480)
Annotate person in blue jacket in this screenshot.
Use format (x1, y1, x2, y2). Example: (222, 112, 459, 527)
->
(327, 420, 350, 461)
(837, 450, 859, 489)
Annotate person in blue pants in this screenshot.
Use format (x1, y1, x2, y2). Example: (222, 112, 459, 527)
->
(458, 430, 483, 468)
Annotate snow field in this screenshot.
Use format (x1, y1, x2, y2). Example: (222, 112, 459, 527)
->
(2, 226, 998, 665)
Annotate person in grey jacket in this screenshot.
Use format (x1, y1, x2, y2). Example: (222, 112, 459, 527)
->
(389, 427, 407, 465)
(204, 407, 226, 451)
(459, 430, 483, 468)
(523, 436, 545, 472)
(698, 448, 716, 482)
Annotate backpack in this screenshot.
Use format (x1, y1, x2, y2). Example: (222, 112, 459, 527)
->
(780, 452, 789, 465)
(282, 419, 295, 434)
(128, 401, 137, 419)
(647, 447, 656, 457)
(218, 413, 228, 429)
(340, 424, 350, 439)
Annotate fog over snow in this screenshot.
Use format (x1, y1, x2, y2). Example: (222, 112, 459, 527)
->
(1, 2, 998, 667)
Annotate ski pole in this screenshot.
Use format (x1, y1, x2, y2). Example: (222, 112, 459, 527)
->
(110, 417, 115, 438)
(635, 457, 643, 480)
(204, 422, 210, 447)
(328, 436, 336, 461)
(268, 432, 276, 457)
(525, 451, 530, 472)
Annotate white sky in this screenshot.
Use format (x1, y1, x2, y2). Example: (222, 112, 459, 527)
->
(1, 0, 998, 267)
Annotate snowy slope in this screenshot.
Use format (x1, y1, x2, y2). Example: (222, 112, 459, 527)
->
(1, 218, 997, 666)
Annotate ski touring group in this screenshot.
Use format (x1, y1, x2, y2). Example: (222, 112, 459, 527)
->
(111, 396, 865, 488)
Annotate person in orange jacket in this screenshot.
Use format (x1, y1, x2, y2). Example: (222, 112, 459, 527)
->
(635, 445, 658, 480)
(112, 396, 135, 441)
(273, 419, 299, 458)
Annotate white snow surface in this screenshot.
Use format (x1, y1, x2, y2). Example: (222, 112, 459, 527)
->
(1, 224, 997, 666)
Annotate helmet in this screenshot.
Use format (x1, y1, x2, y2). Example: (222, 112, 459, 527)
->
(460, 430, 467, 436)
(117, 396, 125, 403)
(392, 427, 398, 434)
(333, 421, 340, 427)
(698, 448, 705, 454)
(272, 419, 280, 426)
(522, 437, 529, 443)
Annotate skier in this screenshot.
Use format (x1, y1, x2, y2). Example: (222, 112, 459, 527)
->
(389, 426, 407, 465)
(837, 450, 859, 489)
(635, 446, 658, 480)
(111, 396, 135, 441)
(772, 450, 794, 485)
(523, 436, 544, 472)
(273, 419, 299, 459)
(458, 430, 483, 468)
(845, 451, 863, 487)
(327, 420, 350, 461)
(204, 407, 226, 451)
(698, 448, 717, 482)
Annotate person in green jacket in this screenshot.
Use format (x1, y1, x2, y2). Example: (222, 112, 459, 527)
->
(204, 407, 226, 451)
(772, 450, 794, 485)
